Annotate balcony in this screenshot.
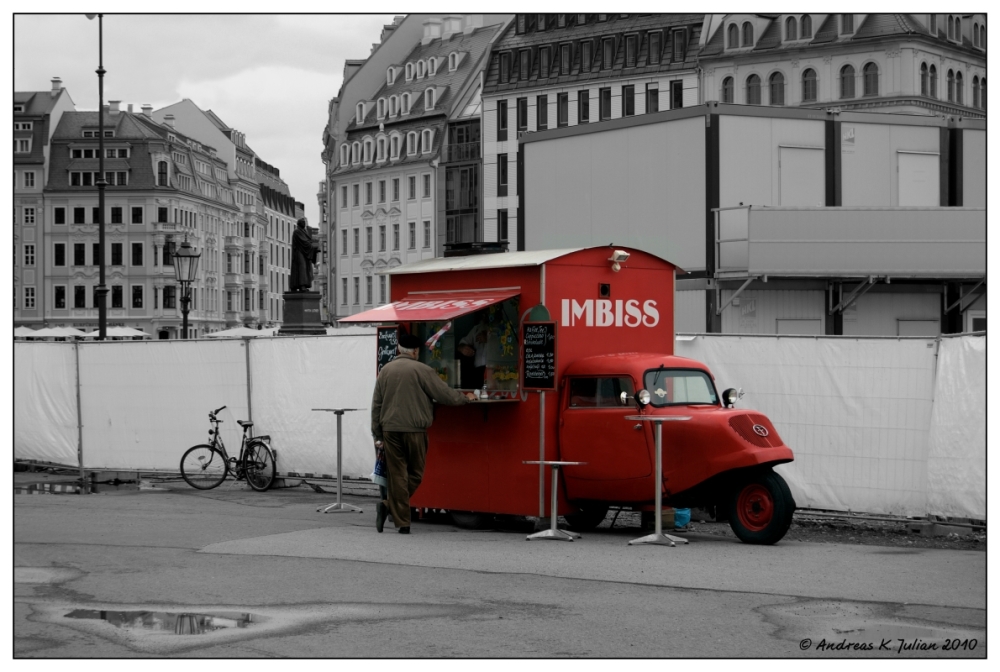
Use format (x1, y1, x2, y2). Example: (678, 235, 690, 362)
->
(715, 205, 986, 281)
(243, 272, 257, 285)
(225, 310, 242, 325)
(243, 236, 257, 251)
(224, 236, 243, 252)
(444, 141, 480, 163)
(224, 272, 243, 288)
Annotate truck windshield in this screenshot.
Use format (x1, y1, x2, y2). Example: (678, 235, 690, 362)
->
(643, 369, 719, 407)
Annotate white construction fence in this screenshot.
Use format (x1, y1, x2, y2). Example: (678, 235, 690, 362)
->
(14, 331, 984, 520)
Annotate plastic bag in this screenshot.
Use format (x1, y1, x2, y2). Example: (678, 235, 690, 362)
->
(674, 507, 691, 528)
(370, 447, 388, 488)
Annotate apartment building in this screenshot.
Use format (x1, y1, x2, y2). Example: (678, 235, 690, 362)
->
(480, 13, 704, 251)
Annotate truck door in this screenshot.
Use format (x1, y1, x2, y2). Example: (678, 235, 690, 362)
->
(559, 376, 652, 480)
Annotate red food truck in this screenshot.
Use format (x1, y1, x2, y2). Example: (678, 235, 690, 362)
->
(341, 246, 796, 544)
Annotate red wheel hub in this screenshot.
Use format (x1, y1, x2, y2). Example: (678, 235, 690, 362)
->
(736, 484, 774, 531)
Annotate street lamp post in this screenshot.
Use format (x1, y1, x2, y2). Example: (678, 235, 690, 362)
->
(86, 13, 108, 340)
(172, 236, 201, 339)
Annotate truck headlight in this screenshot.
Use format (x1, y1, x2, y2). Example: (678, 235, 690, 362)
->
(637, 389, 651, 406)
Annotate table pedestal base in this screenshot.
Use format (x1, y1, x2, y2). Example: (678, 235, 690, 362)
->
(527, 527, 581, 542)
(628, 531, 689, 547)
(318, 501, 363, 514)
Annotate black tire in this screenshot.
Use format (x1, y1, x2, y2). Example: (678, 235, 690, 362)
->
(564, 504, 610, 531)
(243, 441, 276, 492)
(727, 469, 796, 545)
(180, 444, 228, 490)
(450, 511, 493, 529)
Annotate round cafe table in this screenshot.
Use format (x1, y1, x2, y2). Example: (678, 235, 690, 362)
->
(624, 415, 691, 547)
(522, 460, 587, 542)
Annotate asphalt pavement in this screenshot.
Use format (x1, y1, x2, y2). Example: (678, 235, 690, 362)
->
(13, 472, 987, 658)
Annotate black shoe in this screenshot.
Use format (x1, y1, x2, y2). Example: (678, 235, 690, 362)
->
(376, 501, 387, 533)
(397, 526, 410, 534)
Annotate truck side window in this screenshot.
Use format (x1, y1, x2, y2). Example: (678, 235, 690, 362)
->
(570, 377, 635, 407)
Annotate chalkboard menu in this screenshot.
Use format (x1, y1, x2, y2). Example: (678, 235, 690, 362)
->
(376, 326, 398, 374)
(522, 322, 556, 390)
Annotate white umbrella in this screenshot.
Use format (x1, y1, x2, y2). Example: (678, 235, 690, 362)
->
(206, 326, 276, 338)
(14, 326, 36, 337)
(82, 326, 151, 339)
(24, 326, 85, 339)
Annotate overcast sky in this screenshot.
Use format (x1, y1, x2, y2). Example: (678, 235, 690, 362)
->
(14, 13, 399, 226)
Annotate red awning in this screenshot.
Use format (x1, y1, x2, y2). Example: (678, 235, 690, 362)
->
(338, 289, 520, 323)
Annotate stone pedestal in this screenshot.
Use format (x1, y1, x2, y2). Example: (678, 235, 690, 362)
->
(279, 292, 325, 335)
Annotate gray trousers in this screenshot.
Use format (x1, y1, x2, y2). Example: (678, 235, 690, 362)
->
(382, 431, 428, 528)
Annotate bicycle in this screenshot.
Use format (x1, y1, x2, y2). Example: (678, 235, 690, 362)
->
(179, 405, 276, 491)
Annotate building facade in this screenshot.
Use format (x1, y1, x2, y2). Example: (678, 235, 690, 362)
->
(699, 13, 986, 118)
(480, 13, 704, 251)
(14, 78, 76, 326)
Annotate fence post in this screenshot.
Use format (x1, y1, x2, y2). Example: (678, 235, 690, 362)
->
(74, 340, 85, 493)
(245, 337, 254, 422)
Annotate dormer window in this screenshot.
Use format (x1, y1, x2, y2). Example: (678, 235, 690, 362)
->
(390, 95, 399, 116)
(558, 14, 566, 28)
(577, 14, 586, 25)
(786, 16, 797, 41)
(340, 145, 349, 166)
(402, 92, 412, 114)
(387, 67, 396, 86)
(537, 14, 547, 31)
(363, 138, 373, 164)
(429, 58, 438, 76)
(377, 98, 386, 119)
(417, 60, 426, 78)
(801, 15, 812, 38)
(356, 102, 365, 124)
(352, 141, 361, 165)
(377, 136, 386, 162)
(425, 88, 436, 110)
(449, 52, 459, 71)
(391, 134, 400, 159)
(407, 131, 418, 156)
(955, 17, 962, 41)
(742, 22, 754, 46)
(728, 23, 739, 48)
(841, 14, 854, 35)
(930, 15, 938, 35)
(421, 129, 433, 153)
(405, 63, 414, 81)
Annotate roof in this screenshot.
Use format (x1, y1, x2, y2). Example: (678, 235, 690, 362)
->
(383, 248, 584, 275)
(14, 88, 71, 116)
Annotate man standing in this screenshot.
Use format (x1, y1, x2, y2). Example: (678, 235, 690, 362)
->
(289, 218, 318, 292)
(371, 329, 476, 534)
(457, 311, 489, 388)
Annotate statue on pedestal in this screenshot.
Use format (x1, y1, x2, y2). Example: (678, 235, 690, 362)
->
(289, 218, 319, 292)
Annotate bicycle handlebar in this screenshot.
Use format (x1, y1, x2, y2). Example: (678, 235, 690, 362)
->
(209, 405, 227, 421)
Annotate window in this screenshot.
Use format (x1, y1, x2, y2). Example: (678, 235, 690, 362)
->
(498, 209, 508, 241)
(599, 87, 611, 120)
(111, 207, 123, 224)
(840, 65, 856, 99)
(646, 84, 659, 113)
(378, 180, 386, 203)
(365, 182, 373, 205)
(353, 228, 359, 255)
(537, 95, 548, 129)
(377, 98, 385, 119)
(392, 178, 399, 202)
(421, 129, 433, 154)
(353, 184, 360, 207)
(425, 88, 435, 110)
(670, 81, 683, 109)
(498, 154, 508, 196)
(930, 65, 938, 98)
(947, 69, 955, 102)
(379, 224, 386, 251)
(931, 15, 938, 35)
(352, 142, 361, 164)
(517, 97, 528, 131)
(54, 243, 66, 266)
(54, 285, 66, 309)
(973, 76, 981, 108)
(920, 63, 929, 96)
(746, 74, 762, 105)
(75, 285, 87, 309)
(568, 377, 636, 408)
(115, 171, 128, 186)
(520, 50, 530, 79)
(407, 175, 416, 200)
(111, 243, 123, 266)
(402, 93, 411, 114)
(648, 32, 661, 64)
(157, 161, 168, 186)
(111, 285, 123, 309)
(393, 223, 400, 250)
(728, 24, 739, 48)
(801, 15, 812, 38)
(516, 14, 525, 34)
(366, 276, 372, 305)
(841, 14, 853, 34)
(341, 277, 348, 305)
(131, 206, 143, 224)
(622, 85, 635, 116)
(581, 40, 592, 72)
(956, 71, 964, 105)
(742, 22, 754, 46)
(408, 222, 416, 249)
(625, 35, 637, 67)
(561, 44, 571, 75)
(497, 100, 508, 141)
(802, 69, 818, 102)
(863, 63, 879, 96)
(365, 226, 372, 253)
(74, 243, 85, 266)
(379, 275, 386, 304)
(769, 72, 785, 105)
(499, 52, 511, 83)
(539, 47, 550, 78)
(341, 186, 348, 208)
(722, 76, 734, 103)
(377, 137, 386, 161)
(537, 14, 547, 31)
(423, 221, 430, 248)
(15, 138, 31, 153)
(94, 243, 102, 267)
(23, 171, 35, 188)
(423, 174, 431, 198)
(786, 17, 797, 41)
(557, 92, 569, 126)
(14, 121, 32, 131)
(23, 207, 36, 225)
(602, 38, 614, 69)
(54, 207, 66, 225)
(23, 244, 35, 266)
(24, 287, 35, 309)
(131, 242, 143, 266)
(578, 90, 590, 122)
(132, 285, 143, 309)
(673, 29, 687, 60)
(341, 228, 347, 255)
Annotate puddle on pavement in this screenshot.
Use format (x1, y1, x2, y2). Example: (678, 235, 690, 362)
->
(65, 609, 255, 635)
(15, 481, 142, 495)
(762, 599, 985, 655)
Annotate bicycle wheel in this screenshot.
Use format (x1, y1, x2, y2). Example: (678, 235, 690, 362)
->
(243, 441, 276, 492)
(180, 444, 228, 490)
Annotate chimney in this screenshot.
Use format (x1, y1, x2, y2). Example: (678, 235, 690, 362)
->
(127, 103, 133, 114)
(164, 114, 175, 128)
(442, 15, 463, 40)
(463, 15, 483, 34)
(50, 77, 63, 96)
(109, 100, 121, 114)
(141, 104, 153, 117)
(380, 23, 396, 42)
(422, 18, 442, 45)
